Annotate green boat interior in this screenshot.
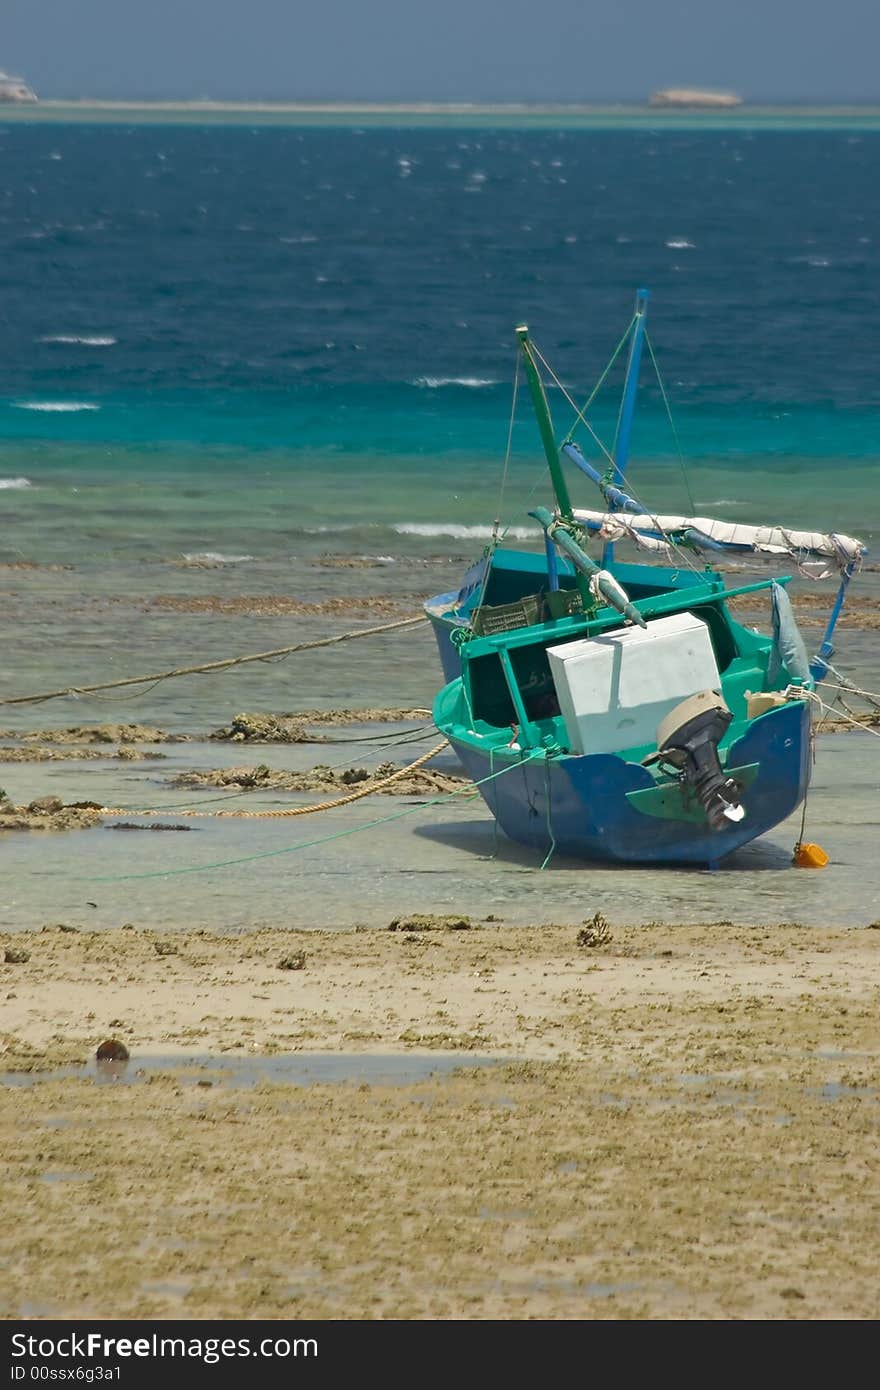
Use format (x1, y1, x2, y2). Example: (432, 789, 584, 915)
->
(442, 573, 795, 765)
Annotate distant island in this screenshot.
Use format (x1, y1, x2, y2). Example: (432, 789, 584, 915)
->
(650, 88, 742, 108)
(0, 70, 37, 103)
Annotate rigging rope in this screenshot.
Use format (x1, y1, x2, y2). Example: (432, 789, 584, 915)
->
(526, 336, 705, 578)
(804, 688, 880, 738)
(644, 329, 698, 515)
(495, 324, 634, 544)
(497, 351, 520, 531)
(564, 312, 638, 448)
(530, 343, 617, 466)
(819, 667, 880, 712)
(474, 352, 522, 615)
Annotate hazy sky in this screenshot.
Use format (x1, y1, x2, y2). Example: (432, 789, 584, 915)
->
(4, 0, 879, 103)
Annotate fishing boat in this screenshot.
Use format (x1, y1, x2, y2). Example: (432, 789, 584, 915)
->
(428, 291, 866, 867)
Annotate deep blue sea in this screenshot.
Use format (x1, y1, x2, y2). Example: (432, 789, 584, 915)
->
(1, 119, 879, 925)
(2, 126, 880, 471)
(1, 122, 879, 727)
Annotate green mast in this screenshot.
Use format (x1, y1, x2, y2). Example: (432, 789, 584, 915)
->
(516, 323, 596, 612)
(515, 325, 574, 520)
(516, 324, 645, 629)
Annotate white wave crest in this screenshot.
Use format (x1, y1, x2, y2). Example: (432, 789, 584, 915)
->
(393, 523, 539, 540)
(13, 400, 100, 413)
(411, 376, 498, 389)
(40, 335, 117, 347)
(665, 238, 695, 249)
(181, 552, 255, 564)
(0, 476, 33, 490)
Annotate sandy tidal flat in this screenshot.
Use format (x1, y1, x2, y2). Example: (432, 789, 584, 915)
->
(1, 919, 879, 1320)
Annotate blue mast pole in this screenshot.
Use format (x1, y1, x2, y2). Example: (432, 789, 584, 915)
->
(809, 561, 857, 681)
(603, 288, 649, 567)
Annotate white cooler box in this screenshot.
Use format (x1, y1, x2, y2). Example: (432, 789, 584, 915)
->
(546, 611, 721, 756)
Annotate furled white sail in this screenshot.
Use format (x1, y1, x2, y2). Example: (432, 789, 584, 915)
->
(571, 509, 866, 572)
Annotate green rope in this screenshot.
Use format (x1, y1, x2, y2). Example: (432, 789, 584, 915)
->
(539, 756, 557, 870)
(487, 747, 499, 858)
(531, 343, 616, 466)
(472, 350, 521, 613)
(507, 324, 703, 582)
(496, 351, 520, 529)
(69, 748, 546, 882)
(563, 312, 638, 447)
(500, 318, 637, 540)
(644, 329, 697, 514)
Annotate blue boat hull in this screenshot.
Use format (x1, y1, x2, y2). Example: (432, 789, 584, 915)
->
(446, 699, 812, 867)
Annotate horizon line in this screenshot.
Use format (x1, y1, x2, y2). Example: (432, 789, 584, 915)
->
(10, 96, 880, 110)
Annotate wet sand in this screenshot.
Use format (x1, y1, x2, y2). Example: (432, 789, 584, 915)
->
(1, 696, 879, 1321)
(1, 920, 879, 1320)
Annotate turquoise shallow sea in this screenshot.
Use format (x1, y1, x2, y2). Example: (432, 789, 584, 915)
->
(1, 119, 878, 925)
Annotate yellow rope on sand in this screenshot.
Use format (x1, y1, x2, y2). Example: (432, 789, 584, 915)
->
(103, 740, 453, 819)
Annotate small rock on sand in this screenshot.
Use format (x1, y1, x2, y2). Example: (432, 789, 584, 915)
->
(277, 952, 307, 971)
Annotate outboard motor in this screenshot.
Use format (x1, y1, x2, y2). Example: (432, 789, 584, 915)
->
(653, 691, 745, 831)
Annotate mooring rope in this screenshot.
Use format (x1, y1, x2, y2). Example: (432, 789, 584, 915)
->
(101, 740, 452, 819)
(819, 667, 880, 711)
(79, 746, 547, 881)
(0, 614, 428, 708)
(807, 689, 880, 738)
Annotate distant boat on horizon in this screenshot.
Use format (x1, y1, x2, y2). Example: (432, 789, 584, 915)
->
(0, 70, 38, 104)
(650, 88, 742, 109)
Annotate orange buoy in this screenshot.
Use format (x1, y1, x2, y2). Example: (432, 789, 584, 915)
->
(793, 842, 829, 869)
